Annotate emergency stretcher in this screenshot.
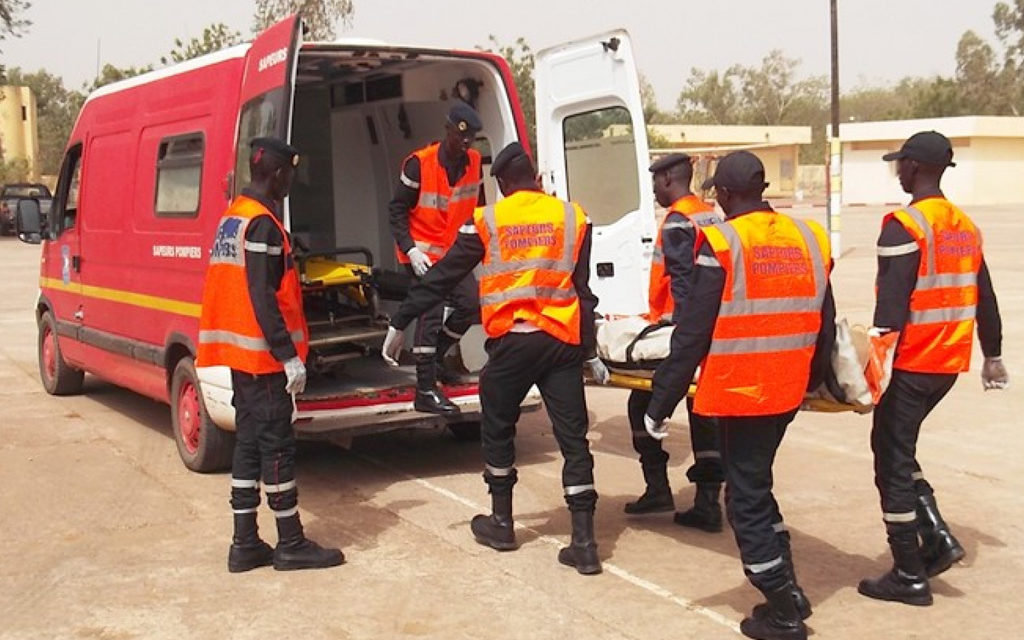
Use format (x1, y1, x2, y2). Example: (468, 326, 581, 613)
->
(594, 316, 881, 413)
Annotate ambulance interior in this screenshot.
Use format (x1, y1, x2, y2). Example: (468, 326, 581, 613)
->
(266, 47, 522, 390)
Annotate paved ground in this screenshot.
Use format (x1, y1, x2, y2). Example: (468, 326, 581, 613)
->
(1, 204, 1020, 639)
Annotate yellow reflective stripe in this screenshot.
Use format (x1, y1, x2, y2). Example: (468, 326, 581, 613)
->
(40, 277, 201, 318)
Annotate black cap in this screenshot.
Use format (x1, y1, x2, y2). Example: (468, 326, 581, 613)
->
(882, 131, 956, 167)
(250, 136, 300, 167)
(701, 150, 769, 192)
(447, 101, 483, 134)
(490, 141, 530, 177)
(648, 152, 692, 174)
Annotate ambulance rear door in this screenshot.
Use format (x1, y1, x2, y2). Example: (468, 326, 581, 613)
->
(534, 29, 655, 317)
(232, 13, 302, 226)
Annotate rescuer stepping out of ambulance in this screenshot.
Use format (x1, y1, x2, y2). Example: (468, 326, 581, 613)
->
(388, 101, 485, 415)
(383, 142, 610, 575)
(645, 151, 837, 640)
(198, 137, 344, 573)
(858, 131, 1008, 606)
(623, 152, 725, 533)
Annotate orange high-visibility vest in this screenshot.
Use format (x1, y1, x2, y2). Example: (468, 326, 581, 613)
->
(647, 194, 720, 323)
(196, 196, 309, 374)
(473, 191, 588, 344)
(886, 198, 981, 374)
(396, 142, 482, 264)
(694, 211, 830, 417)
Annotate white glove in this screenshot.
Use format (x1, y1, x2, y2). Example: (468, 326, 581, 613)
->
(283, 356, 307, 395)
(644, 414, 669, 440)
(584, 357, 610, 385)
(407, 247, 433, 277)
(382, 325, 404, 367)
(982, 356, 1009, 390)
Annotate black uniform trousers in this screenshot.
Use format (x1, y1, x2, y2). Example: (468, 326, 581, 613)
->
(871, 369, 957, 519)
(478, 331, 597, 512)
(628, 390, 723, 483)
(229, 370, 299, 515)
(410, 269, 480, 356)
(719, 409, 798, 592)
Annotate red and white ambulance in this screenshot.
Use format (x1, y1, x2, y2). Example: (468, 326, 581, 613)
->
(18, 15, 656, 471)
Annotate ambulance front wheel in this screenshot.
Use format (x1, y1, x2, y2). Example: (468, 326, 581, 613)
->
(171, 357, 234, 473)
(38, 310, 84, 395)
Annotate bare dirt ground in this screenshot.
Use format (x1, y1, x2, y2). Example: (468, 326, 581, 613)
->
(0, 204, 1020, 639)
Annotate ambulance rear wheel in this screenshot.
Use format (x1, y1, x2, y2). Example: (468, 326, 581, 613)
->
(38, 310, 84, 395)
(448, 420, 481, 442)
(171, 357, 234, 473)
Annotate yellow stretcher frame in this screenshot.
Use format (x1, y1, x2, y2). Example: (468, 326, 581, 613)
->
(604, 372, 869, 414)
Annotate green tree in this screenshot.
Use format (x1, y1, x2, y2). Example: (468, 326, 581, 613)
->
(0, 0, 31, 78)
(3, 67, 84, 175)
(161, 23, 242, 65)
(479, 35, 536, 151)
(253, 0, 353, 40)
(676, 67, 741, 124)
(0, 157, 30, 183)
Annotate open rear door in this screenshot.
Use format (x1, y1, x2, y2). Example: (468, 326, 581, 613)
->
(233, 14, 302, 224)
(535, 30, 654, 317)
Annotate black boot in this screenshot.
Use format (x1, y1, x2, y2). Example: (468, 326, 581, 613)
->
(858, 524, 932, 606)
(558, 509, 602, 575)
(740, 582, 807, 640)
(753, 532, 812, 620)
(917, 493, 965, 577)
(227, 512, 274, 573)
(673, 482, 723, 532)
(471, 489, 518, 551)
(624, 464, 674, 514)
(273, 513, 345, 571)
(414, 356, 459, 414)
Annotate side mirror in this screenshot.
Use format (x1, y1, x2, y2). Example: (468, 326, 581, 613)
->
(15, 198, 42, 245)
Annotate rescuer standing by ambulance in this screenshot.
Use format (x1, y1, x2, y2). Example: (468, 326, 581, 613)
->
(624, 152, 725, 533)
(382, 142, 610, 575)
(198, 137, 344, 573)
(645, 151, 835, 640)
(388, 101, 485, 415)
(857, 131, 1007, 606)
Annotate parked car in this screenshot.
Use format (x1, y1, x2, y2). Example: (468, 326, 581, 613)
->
(1, 182, 52, 235)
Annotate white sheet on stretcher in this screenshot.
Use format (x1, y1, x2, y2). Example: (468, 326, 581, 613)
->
(596, 316, 875, 413)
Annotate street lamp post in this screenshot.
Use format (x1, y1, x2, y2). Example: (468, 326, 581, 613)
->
(827, 0, 842, 258)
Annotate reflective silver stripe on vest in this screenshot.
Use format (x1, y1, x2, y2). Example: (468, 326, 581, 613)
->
(745, 556, 784, 573)
(715, 219, 827, 318)
(198, 329, 305, 350)
(243, 241, 283, 255)
(459, 223, 478, 235)
(690, 211, 722, 227)
(876, 241, 919, 257)
(418, 181, 481, 211)
(477, 201, 578, 278)
(414, 240, 445, 255)
(451, 180, 482, 201)
(564, 483, 595, 496)
(480, 286, 577, 306)
(909, 306, 976, 324)
(418, 192, 447, 210)
(662, 220, 693, 231)
(902, 206, 936, 274)
(917, 272, 977, 289)
(696, 254, 721, 268)
(708, 331, 819, 355)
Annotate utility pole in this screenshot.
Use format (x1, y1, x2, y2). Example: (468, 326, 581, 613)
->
(827, 0, 842, 258)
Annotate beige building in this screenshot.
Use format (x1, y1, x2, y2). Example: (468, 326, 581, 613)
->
(646, 124, 812, 199)
(0, 85, 40, 181)
(837, 116, 1024, 206)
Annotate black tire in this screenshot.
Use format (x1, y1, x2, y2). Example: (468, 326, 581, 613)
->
(448, 420, 481, 442)
(170, 357, 235, 473)
(37, 310, 84, 395)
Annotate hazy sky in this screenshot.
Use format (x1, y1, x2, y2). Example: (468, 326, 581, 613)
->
(1, 0, 1002, 109)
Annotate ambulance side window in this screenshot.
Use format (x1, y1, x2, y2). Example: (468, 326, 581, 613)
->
(155, 132, 205, 217)
(562, 106, 639, 226)
(234, 90, 282, 197)
(53, 144, 82, 236)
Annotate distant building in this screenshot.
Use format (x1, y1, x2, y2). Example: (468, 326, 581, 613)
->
(837, 116, 1024, 206)
(644, 124, 812, 199)
(0, 85, 40, 181)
